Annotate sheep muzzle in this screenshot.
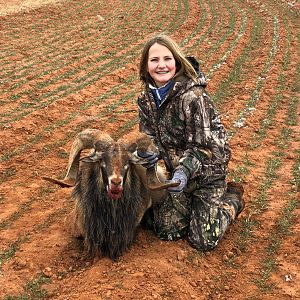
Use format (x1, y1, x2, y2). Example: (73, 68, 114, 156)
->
(107, 182, 124, 200)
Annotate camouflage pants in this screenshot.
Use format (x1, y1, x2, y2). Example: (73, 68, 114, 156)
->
(153, 179, 240, 251)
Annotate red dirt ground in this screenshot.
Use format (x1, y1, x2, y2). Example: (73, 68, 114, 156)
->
(0, 0, 299, 299)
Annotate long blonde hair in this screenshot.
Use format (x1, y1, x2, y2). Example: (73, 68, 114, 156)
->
(139, 34, 198, 84)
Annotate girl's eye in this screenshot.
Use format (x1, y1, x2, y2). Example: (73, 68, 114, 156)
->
(150, 58, 158, 62)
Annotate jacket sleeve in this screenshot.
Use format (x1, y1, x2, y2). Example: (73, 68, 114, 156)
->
(138, 93, 156, 139)
(176, 86, 230, 179)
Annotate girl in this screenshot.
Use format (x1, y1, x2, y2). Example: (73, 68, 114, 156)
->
(137, 34, 244, 251)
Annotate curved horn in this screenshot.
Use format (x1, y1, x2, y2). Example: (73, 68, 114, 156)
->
(119, 131, 179, 191)
(42, 129, 113, 187)
(64, 129, 113, 185)
(119, 131, 155, 153)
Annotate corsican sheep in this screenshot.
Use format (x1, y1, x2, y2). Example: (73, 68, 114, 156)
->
(43, 129, 173, 259)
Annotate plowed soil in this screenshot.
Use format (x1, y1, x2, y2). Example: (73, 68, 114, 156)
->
(0, 1, 299, 299)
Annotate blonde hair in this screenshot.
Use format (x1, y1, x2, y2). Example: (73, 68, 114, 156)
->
(139, 34, 198, 84)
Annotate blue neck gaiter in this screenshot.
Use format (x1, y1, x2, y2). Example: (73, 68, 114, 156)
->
(149, 80, 174, 108)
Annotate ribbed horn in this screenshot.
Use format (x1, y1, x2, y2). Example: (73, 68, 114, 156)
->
(42, 129, 113, 187)
(64, 129, 113, 184)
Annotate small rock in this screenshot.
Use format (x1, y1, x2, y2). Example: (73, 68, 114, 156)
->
(223, 254, 229, 262)
(285, 274, 293, 282)
(43, 267, 52, 277)
(177, 250, 186, 261)
(227, 251, 234, 258)
(14, 258, 27, 270)
(132, 272, 144, 277)
(224, 285, 230, 291)
(97, 15, 105, 21)
(190, 281, 197, 287)
(177, 254, 184, 261)
(192, 257, 199, 266)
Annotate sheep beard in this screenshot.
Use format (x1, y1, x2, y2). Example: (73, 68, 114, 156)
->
(72, 166, 144, 260)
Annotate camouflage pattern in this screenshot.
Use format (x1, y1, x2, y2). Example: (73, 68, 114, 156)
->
(138, 74, 239, 251)
(188, 180, 234, 251)
(138, 75, 231, 179)
(153, 191, 191, 241)
(152, 179, 243, 250)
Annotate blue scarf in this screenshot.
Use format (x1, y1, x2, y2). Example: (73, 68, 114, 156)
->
(149, 80, 174, 108)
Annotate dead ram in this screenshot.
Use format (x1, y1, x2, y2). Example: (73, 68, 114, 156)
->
(44, 129, 170, 259)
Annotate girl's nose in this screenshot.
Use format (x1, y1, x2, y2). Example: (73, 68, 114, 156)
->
(157, 59, 166, 68)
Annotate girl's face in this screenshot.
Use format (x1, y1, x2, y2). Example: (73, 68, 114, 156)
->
(147, 43, 176, 87)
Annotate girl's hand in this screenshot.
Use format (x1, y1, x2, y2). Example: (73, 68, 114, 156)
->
(167, 169, 187, 192)
(137, 150, 160, 168)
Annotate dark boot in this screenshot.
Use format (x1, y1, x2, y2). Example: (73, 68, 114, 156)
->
(226, 182, 245, 217)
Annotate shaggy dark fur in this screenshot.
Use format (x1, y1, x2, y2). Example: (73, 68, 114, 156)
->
(72, 162, 145, 260)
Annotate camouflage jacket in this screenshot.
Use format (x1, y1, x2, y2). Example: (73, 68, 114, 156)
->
(138, 75, 231, 181)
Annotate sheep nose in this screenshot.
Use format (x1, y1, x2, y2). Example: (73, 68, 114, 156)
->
(111, 177, 122, 186)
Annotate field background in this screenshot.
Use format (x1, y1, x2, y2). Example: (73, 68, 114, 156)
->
(0, 0, 299, 299)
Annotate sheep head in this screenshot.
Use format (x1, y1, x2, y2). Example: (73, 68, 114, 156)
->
(63, 129, 154, 200)
(42, 129, 169, 197)
(101, 131, 155, 200)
